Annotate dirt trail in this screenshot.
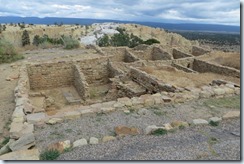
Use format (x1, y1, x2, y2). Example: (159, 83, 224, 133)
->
(0, 63, 20, 139)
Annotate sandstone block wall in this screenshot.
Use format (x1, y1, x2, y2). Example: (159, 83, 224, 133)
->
(124, 49, 139, 62)
(130, 67, 176, 93)
(77, 57, 110, 85)
(172, 58, 195, 68)
(172, 48, 193, 59)
(193, 59, 240, 78)
(192, 46, 210, 56)
(73, 65, 89, 100)
(171, 63, 197, 73)
(152, 47, 173, 60)
(27, 62, 74, 90)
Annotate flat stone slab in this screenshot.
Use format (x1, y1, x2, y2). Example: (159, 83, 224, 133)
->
(9, 133, 35, 151)
(64, 111, 81, 120)
(89, 137, 99, 144)
(73, 139, 88, 148)
(192, 119, 208, 125)
(209, 117, 222, 123)
(0, 149, 40, 160)
(223, 111, 240, 119)
(27, 112, 46, 124)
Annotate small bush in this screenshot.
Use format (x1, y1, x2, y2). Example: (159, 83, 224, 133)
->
(151, 129, 167, 136)
(209, 120, 219, 127)
(0, 137, 10, 148)
(143, 38, 160, 45)
(21, 30, 30, 46)
(62, 36, 80, 49)
(40, 149, 60, 160)
(0, 39, 24, 63)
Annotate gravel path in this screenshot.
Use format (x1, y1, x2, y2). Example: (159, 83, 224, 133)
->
(34, 97, 240, 160)
(56, 119, 240, 160)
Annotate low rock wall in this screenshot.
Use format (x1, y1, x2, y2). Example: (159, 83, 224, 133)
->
(193, 59, 240, 78)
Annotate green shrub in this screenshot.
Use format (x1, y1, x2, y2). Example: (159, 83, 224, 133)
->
(0, 137, 10, 148)
(151, 129, 167, 136)
(97, 27, 160, 48)
(62, 36, 80, 49)
(209, 120, 219, 127)
(40, 149, 60, 160)
(0, 39, 24, 63)
(21, 30, 30, 46)
(143, 38, 160, 45)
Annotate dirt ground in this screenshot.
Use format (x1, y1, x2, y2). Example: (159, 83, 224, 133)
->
(0, 63, 20, 139)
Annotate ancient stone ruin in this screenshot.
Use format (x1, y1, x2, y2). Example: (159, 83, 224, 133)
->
(7, 44, 240, 154)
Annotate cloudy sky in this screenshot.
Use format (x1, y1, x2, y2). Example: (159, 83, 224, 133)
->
(0, 0, 240, 26)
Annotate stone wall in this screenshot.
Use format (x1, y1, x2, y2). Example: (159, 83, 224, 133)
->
(152, 46, 173, 60)
(172, 48, 193, 59)
(171, 63, 197, 73)
(124, 49, 139, 62)
(130, 67, 177, 93)
(193, 59, 240, 78)
(73, 65, 89, 100)
(172, 58, 195, 68)
(192, 46, 210, 56)
(27, 62, 74, 90)
(77, 57, 110, 85)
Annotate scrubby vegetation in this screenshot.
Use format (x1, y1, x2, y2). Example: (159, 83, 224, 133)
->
(33, 34, 63, 47)
(0, 38, 24, 63)
(21, 30, 30, 46)
(32, 34, 80, 49)
(172, 31, 240, 46)
(62, 36, 80, 49)
(40, 149, 60, 160)
(97, 27, 160, 48)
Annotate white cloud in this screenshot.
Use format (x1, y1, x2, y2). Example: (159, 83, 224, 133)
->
(0, 0, 240, 25)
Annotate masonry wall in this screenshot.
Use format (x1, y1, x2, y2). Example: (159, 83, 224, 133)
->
(73, 65, 89, 100)
(172, 58, 195, 68)
(152, 47, 172, 60)
(192, 46, 210, 56)
(77, 57, 110, 85)
(124, 49, 139, 62)
(193, 59, 240, 78)
(171, 63, 197, 73)
(172, 48, 193, 59)
(130, 67, 177, 93)
(27, 62, 74, 90)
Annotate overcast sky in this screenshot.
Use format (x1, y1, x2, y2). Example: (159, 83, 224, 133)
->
(0, 0, 240, 26)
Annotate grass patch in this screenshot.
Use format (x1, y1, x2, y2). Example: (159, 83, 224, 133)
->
(40, 149, 60, 160)
(153, 110, 167, 116)
(179, 125, 186, 130)
(49, 131, 64, 139)
(151, 129, 167, 136)
(203, 95, 240, 109)
(0, 39, 24, 64)
(209, 120, 219, 127)
(62, 36, 80, 49)
(64, 147, 73, 153)
(0, 136, 10, 148)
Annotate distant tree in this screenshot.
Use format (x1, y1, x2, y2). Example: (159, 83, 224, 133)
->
(97, 34, 110, 47)
(129, 33, 143, 48)
(21, 30, 30, 46)
(33, 35, 40, 46)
